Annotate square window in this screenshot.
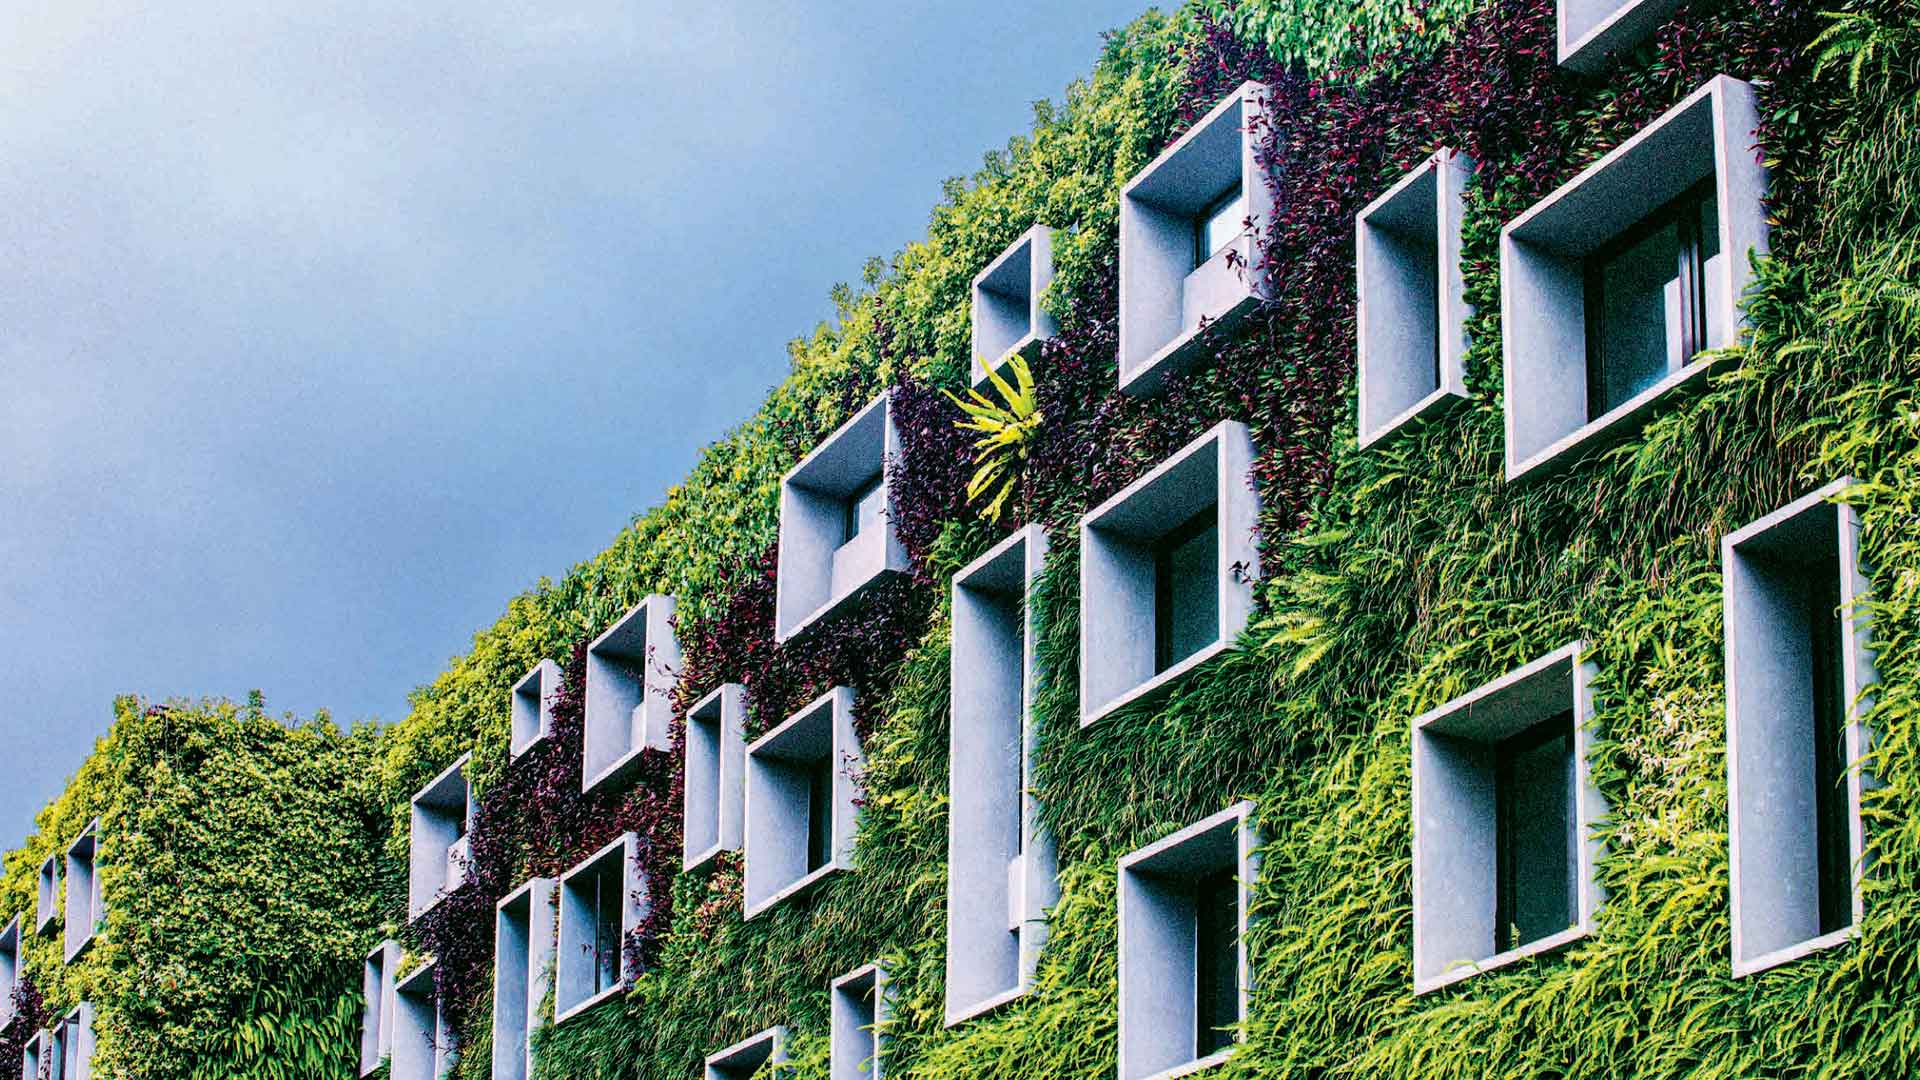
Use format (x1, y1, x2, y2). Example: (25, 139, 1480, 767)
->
(393, 961, 456, 1080)
(63, 822, 100, 965)
(776, 392, 910, 642)
(971, 225, 1058, 388)
(1117, 801, 1259, 1080)
(408, 755, 472, 920)
(1724, 479, 1876, 976)
(705, 1027, 788, 1080)
(510, 659, 562, 762)
(684, 683, 749, 873)
(583, 595, 682, 795)
(0, 917, 18, 1031)
(361, 940, 400, 1077)
(830, 964, 890, 1080)
(492, 879, 555, 1080)
(1356, 149, 1474, 447)
(555, 834, 645, 1024)
(1079, 422, 1260, 726)
(1118, 82, 1278, 396)
(744, 688, 865, 919)
(1411, 642, 1606, 994)
(1500, 75, 1768, 480)
(946, 526, 1058, 1026)
(35, 855, 57, 937)
(1559, 0, 1684, 73)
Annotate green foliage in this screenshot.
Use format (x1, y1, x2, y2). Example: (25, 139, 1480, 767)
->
(946, 354, 1044, 522)
(1204, 0, 1482, 75)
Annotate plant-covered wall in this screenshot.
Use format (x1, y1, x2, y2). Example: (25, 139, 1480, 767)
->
(6, 0, 1920, 1076)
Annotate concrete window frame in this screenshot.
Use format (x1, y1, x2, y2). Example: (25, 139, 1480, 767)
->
(705, 1026, 789, 1080)
(775, 393, 910, 643)
(1356, 149, 1474, 448)
(946, 525, 1059, 1026)
(1411, 642, 1607, 994)
(408, 754, 473, 921)
(554, 833, 645, 1025)
(492, 878, 556, 1080)
(48, 1003, 93, 1080)
(831, 964, 891, 1080)
(1079, 421, 1261, 726)
(1118, 81, 1277, 397)
(361, 940, 401, 1077)
(35, 854, 57, 937)
(23, 1029, 47, 1080)
(583, 595, 683, 795)
(1559, 0, 1683, 74)
(393, 960, 455, 1080)
(63, 821, 101, 964)
(1501, 75, 1768, 481)
(510, 659, 563, 762)
(1117, 801, 1260, 1080)
(1724, 478, 1877, 977)
(744, 687, 865, 920)
(684, 683, 748, 873)
(971, 225, 1058, 389)
(0, 916, 19, 1031)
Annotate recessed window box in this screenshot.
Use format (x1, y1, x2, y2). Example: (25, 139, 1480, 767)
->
(1356, 149, 1474, 447)
(705, 1026, 788, 1080)
(775, 393, 909, 643)
(36, 854, 57, 937)
(1724, 479, 1877, 977)
(1079, 422, 1260, 726)
(48, 1003, 93, 1080)
(1559, 0, 1683, 74)
(1118, 81, 1278, 396)
(744, 688, 864, 919)
(510, 659, 563, 762)
(555, 833, 645, 1024)
(971, 225, 1058, 388)
(584, 595, 682, 795)
(0, 917, 20, 1030)
(361, 940, 400, 1077)
(831, 964, 890, 1080)
(1501, 75, 1767, 481)
(1117, 801, 1259, 1080)
(23, 1030, 47, 1080)
(492, 879, 555, 1080)
(946, 525, 1058, 1025)
(63, 821, 101, 964)
(1412, 642, 1606, 994)
(408, 755, 473, 921)
(393, 961, 455, 1080)
(684, 683, 748, 873)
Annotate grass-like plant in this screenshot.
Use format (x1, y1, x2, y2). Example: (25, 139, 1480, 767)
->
(946, 354, 1044, 523)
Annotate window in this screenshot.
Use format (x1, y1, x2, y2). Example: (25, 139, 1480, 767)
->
(394, 962, 455, 1080)
(1117, 802, 1258, 1080)
(1500, 75, 1767, 480)
(492, 879, 555, 1080)
(830, 965, 889, 1080)
(583, 595, 682, 794)
(842, 472, 885, 546)
(705, 1027, 788, 1080)
(510, 659, 562, 761)
(36, 855, 57, 936)
(805, 755, 835, 873)
(0, 917, 18, 1031)
(744, 688, 865, 919)
(1080, 422, 1260, 726)
(555, 834, 644, 1023)
(1725, 479, 1875, 976)
(776, 392, 909, 642)
(1411, 643, 1605, 994)
(361, 941, 400, 1076)
(1194, 182, 1246, 267)
(970, 225, 1058, 387)
(684, 683, 748, 873)
(48, 1005, 91, 1080)
(24, 1031, 46, 1080)
(408, 755, 471, 920)
(63, 823, 100, 964)
(1559, 0, 1685, 73)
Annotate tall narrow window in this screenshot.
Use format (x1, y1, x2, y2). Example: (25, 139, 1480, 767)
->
(842, 473, 885, 545)
(1493, 711, 1577, 954)
(1193, 868, 1239, 1059)
(592, 866, 621, 996)
(1805, 545, 1852, 935)
(1583, 180, 1720, 419)
(1195, 182, 1246, 267)
(1154, 507, 1219, 673)
(806, 756, 835, 873)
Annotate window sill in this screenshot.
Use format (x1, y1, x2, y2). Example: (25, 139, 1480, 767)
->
(1506, 352, 1723, 482)
(744, 860, 844, 921)
(554, 979, 631, 1026)
(1083, 639, 1232, 727)
(1733, 924, 1858, 979)
(1415, 922, 1589, 995)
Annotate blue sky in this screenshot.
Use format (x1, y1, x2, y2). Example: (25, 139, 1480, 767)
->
(0, 0, 1151, 834)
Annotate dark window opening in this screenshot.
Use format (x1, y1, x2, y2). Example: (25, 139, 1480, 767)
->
(806, 756, 834, 873)
(1583, 179, 1721, 420)
(1807, 550, 1853, 935)
(1193, 867, 1239, 1059)
(1154, 507, 1219, 674)
(1494, 710, 1577, 955)
(842, 473, 885, 545)
(1194, 182, 1247, 268)
(592, 865, 621, 994)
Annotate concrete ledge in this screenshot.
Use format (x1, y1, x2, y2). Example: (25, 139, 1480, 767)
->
(1724, 478, 1875, 977)
(1118, 801, 1259, 1080)
(972, 225, 1058, 388)
(831, 964, 890, 1080)
(409, 754, 472, 921)
(706, 1026, 788, 1080)
(685, 683, 749, 873)
(744, 688, 864, 920)
(946, 525, 1058, 1026)
(510, 659, 563, 762)
(555, 833, 645, 1025)
(775, 393, 910, 643)
(63, 820, 100, 964)
(1411, 642, 1606, 994)
(1079, 422, 1260, 726)
(584, 595, 682, 795)
(1559, 0, 1683, 74)
(492, 879, 556, 1080)
(361, 940, 401, 1076)
(1501, 75, 1767, 481)
(394, 960, 455, 1080)
(1119, 82, 1277, 396)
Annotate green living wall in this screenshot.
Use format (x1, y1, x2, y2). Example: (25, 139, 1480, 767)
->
(7, 0, 1920, 1077)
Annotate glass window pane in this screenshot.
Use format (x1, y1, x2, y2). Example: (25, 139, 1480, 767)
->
(806, 756, 834, 873)
(1196, 184, 1246, 266)
(1495, 712, 1576, 953)
(1154, 509, 1218, 673)
(1697, 192, 1723, 355)
(842, 473, 885, 545)
(1589, 222, 1681, 417)
(1194, 868, 1239, 1058)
